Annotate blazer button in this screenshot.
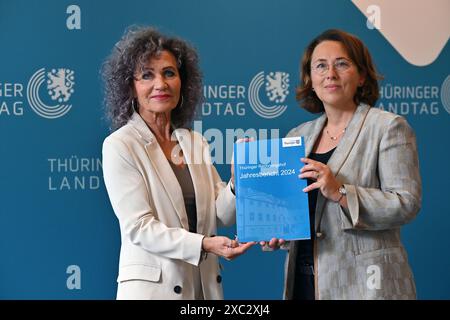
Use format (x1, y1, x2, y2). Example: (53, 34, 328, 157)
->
(174, 285, 182, 294)
(316, 232, 326, 239)
(216, 275, 222, 283)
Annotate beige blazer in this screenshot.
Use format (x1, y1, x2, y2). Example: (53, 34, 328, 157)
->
(102, 112, 235, 300)
(285, 104, 422, 299)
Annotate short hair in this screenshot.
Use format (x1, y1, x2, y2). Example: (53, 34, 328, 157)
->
(296, 29, 382, 113)
(101, 26, 202, 130)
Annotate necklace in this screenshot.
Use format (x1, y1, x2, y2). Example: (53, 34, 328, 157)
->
(325, 127, 346, 141)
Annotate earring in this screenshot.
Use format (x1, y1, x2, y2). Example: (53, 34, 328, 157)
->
(178, 95, 184, 108)
(132, 98, 137, 110)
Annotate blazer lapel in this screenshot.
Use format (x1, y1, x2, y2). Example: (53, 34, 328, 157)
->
(310, 104, 371, 232)
(305, 114, 327, 157)
(326, 104, 371, 176)
(175, 129, 209, 235)
(129, 112, 189, 230)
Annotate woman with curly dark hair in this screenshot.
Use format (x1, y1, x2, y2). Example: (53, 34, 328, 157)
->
(101, 26, 253, 300)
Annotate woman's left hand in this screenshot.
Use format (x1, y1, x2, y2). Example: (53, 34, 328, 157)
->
(299, 157, 341, 201)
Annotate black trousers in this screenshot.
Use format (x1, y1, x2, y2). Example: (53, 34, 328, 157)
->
(292, 265, 315, 300)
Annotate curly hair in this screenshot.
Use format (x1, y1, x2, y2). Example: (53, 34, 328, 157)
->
(101, 26, 202, 130)
(296, 29, 382, 113)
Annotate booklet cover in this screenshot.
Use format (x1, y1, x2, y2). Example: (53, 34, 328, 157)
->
(233, 137, 311, 242)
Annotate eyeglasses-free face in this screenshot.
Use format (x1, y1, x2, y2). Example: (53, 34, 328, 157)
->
(132, 50, 181, 117)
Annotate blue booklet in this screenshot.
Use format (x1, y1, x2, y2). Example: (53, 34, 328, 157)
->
(234, 137, 311, 242)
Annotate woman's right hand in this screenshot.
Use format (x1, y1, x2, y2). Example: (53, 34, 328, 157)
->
(202, 236, 254, 260)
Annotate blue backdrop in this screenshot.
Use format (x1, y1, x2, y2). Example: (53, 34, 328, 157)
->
(1, 0, 449, 299)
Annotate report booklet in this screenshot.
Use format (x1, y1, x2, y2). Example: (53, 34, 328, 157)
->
(233, 137, 311, 242)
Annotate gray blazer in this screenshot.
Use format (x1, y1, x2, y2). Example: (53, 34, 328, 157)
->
(284, 104, 422, 299)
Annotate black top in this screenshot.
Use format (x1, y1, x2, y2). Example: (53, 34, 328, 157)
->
(295, 147, 336, 266)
